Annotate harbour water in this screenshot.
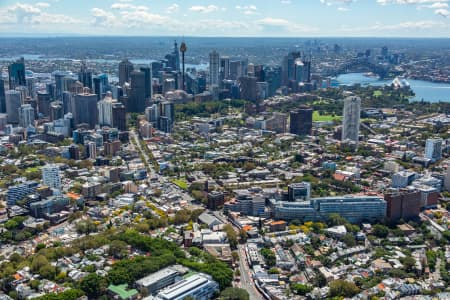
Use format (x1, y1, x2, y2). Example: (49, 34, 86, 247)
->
(334, 73, 450, 103)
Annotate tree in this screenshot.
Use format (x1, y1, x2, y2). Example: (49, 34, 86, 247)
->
(291, 283, 312, 295)
(80, 273, 108, 299)
(342, 233, 356, 247)
(223, 224, 238, 249)
(109, 240, 128, 259)
(31, 255, 50, 272)
(327, 213, 347, 226)
(239, 228, 248, 243)
(329, 280, 360, 298)
(261, 248, 276, 267)
(220, 287, 250, 300)
(373, 225, 389, 238)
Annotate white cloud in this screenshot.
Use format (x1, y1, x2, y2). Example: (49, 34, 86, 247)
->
(236, 5, 258, 15)
(435, 8, 450, 16)
(189, 5, 220, 13)
(91, 8, 116, 26)
(377, 0, 449, 5)
(167, 4, 179, 14)
(35, 2, 50, 8)
(338, 6, 350, 11)
(281, 0, 292, 4)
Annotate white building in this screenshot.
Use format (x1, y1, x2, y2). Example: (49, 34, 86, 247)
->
(42, 164, 61, 190)
(342, 96, 361, 144)
(425, 138, 442, 162)
(18, 104, 35, 128)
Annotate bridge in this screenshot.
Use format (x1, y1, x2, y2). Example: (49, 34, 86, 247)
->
(334, 58, 390, 79)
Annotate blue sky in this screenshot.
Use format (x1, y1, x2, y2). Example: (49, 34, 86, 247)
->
(0, 0, 449, 37)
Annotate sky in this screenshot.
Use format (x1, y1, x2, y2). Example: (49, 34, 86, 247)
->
(0, 0, 450, 37)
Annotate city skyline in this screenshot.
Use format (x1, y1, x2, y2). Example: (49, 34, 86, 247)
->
(0, 0, 450, 37)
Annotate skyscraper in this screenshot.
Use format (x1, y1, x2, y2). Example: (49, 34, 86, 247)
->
(93, 74, 109, 101)
(238, 76, 257, 102)
(220, 57, 230, 81)
(5, 90, 21, 124)
(37, 91, 53, 117)
(173, 40, 180, 72)
(73, 90, 98, 128)
(290, 106, 313, 136)
(78, 61, 93, 90)
(42, 164, 61, 190)
(425, 138, 442, 162)
(128, 71, 146, 113)
(342, 96, 361, 143)
(139, 66, 152, 99)
(282, 51, 301, 85)
(0, 79, 5, 113)
(50, 101, 64, 121)
(111, 102, 126, 131)
(8, 57, 26, 89)
(209, 50, 220, 87)
(119, 59, 134, 86)
(18, 104, 35, 128)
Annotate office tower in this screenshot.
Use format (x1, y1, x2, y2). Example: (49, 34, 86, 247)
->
(5, 90, 21, 124)
(18, 104, 35, 128)
(97, 92, 114, 127)
(8, 57, 26, 89)
(159, 101, 174, 133)
(425, 138, 442, 162)
(385, 190, 421, 221)
(381, 46, 388, 57)
(288, 182, 311, 201)
(220, 57, 230, 82)
(0, 79, 5, 113)
(151, 61, 163, 77)
(207, 191, 225, 210)
(119, 59, 134, 86)
(86, 141, 97, 159)
(282, 51, 301, 85)
(42, 164, 61, 190)
(73, 90, 98, 128)
(294, 59, 310, 83)
(290, 106, 313, 136)
(145, 104, 159, 128)
(392, 171, 416, 188)
(180, 41, 187, 90)
(24, 98, 38, 119)
(265, 66, 282, 97)
(139, 66, 153, 99)
(62, 91, 73, 114)
(50, 101, 64, 121)
(112, 102, 126, 131)
(229, 60, 247, 80)
(238, 76, 257, 102)
(7, 181, 38, 206)
(93, 74, 109, 101)
(265, 112, 287, 133)
(256, 82, 268, 100)
(342, 96, 361, 143)
(37, 91, 52, 117)
(54, 72, 66, 100)
(128, 71, 146, 113)
(68, 144, 80, 160)
(173, 40, 180, 71)
(26, 77, 35, 99)
(254, 64, 265, 82)
(78, 61, 93, 90)
(209, 50, 220, 86)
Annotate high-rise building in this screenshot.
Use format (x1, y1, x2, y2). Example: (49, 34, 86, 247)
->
(5, 90, 21, 124)
(159, 101, 174, 133)
(78, 61, 93, 90)
(50, 101, 64, 121)
(173, 40, 180, 72)
(86, 141, 97, 159)
(220, 57, 230, 82)
(290, 106, 313, 136)
(0, 79, 6, 113)
(425, 138, 442, 162)
(294, 59, 311, 83)
(73, 91, 98, 128)
(265, 66, 282, 97)
(112, 102, 126, 131)
(97, 92, 115, 127)
(282, 51, 301, 85)
(139, 66, 152, 99)
(288, 182, 311, 201)
(209, 50, 220, 87)
(68, 144, 80, 160)
(8, 57, 26, 89)
(385, 190, 421, 221)
(128, 71, 146, 113)
(145, 104, 159, 128)
(42, 164, 61, 190)
(238, 76, 257, 102)
(37, 91, 53, 117)
(54, 72, 66, 100)
(342, 96, 361, 143)
(119, 59, 134, 86)
(7, 181, 38, 206)
(93, 74, 109, 101)
(18, 104, 35, 128)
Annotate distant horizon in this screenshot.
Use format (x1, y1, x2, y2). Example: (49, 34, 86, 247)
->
(1, 1, 449, 38)
(2, 34, 450, 39)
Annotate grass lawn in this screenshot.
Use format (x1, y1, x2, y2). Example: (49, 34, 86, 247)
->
(172, 179, 188, 190)
(25, 167, 40, 173)
(313, 111, 342, 122)
(373, 90, 383, 97)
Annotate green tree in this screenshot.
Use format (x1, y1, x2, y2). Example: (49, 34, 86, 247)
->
(372, 225, 389, 238)
(223, 224, 238, 249)
(220, 287, 250, 300)
(80, 273, 108, 298)
(291, 283, 312, 295)
(329, 280, 360, 298)
(109, 240, 128, 259)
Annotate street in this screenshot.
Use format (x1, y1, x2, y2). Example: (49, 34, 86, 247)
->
(237, 244, 264, 300)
